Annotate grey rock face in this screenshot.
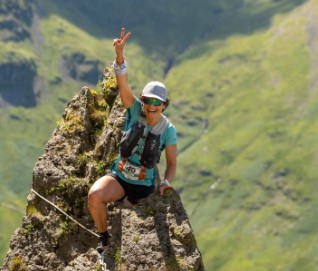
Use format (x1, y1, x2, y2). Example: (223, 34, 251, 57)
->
(0, 60, 37, 107)
(1, 67, 205, 271)
(61, 52, 103, 85)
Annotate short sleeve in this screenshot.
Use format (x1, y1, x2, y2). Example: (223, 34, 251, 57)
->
(125, 97, 142, 131)
(162, 124, 177, 147)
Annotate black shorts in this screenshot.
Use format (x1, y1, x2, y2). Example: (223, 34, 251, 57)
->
(109, 173, 155, 203)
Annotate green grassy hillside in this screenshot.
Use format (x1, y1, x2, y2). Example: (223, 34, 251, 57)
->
(1, 0, 316, 269)
(166, 1, 318, 269)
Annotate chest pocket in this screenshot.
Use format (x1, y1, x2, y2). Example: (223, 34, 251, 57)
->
(119, 121, 145, 158)
(139, 132, 161, 168)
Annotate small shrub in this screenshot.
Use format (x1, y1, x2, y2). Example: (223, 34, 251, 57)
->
(96, 161, 106, 175)
(132, 235, 140, 243)
(9, 256, 27, 271)
(77, 153, 89, 166)
(23, 224, 34, 235)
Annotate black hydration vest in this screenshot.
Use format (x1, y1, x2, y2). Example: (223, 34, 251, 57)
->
(119, 116, 170, 168)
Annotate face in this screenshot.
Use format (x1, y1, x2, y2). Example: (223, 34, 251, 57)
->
(142, 97, 166, 117)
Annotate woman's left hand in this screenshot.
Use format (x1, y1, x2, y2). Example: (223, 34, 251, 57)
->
(159, 182, 173, 196)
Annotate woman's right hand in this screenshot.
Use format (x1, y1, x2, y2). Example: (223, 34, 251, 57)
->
(113, 28, 131, 64)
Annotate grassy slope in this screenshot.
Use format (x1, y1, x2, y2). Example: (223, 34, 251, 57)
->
(0, 0, 316, 268)
(165, 1, 318, 270)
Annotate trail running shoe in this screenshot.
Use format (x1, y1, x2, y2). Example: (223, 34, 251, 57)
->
(97, 231, 109, 254)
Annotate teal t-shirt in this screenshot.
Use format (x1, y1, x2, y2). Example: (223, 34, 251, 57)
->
(111, 98, 177, 186)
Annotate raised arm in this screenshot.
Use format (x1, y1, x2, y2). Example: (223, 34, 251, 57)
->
(113, 28, 134, 108)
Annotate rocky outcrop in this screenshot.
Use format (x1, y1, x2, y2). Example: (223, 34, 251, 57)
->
(0, 66, 205, 271)
(0, 0, 37, 107)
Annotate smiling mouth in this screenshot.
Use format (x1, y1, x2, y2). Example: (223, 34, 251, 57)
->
(147, 109, 157, 113)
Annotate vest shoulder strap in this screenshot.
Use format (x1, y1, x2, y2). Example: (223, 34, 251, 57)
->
(138, 115, 170, 135)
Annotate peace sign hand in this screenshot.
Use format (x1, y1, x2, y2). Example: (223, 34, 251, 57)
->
(113, 28, 131, 64)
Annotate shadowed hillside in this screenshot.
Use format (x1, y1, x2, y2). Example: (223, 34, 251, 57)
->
(41, 0, 306, 58)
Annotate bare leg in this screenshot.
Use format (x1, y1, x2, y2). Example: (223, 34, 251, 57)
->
(88, 175, 125, 233)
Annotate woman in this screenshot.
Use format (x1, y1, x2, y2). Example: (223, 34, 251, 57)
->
(88, 28, 177, 253)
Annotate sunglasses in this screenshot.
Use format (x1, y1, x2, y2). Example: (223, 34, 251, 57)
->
(142, 97, 163, 106)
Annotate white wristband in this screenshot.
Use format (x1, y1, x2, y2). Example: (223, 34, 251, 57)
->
(112, 60, 128, 75)
(160, 179, 170, 186)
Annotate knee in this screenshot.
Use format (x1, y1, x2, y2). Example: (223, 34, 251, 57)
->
(88, 186, 102, 208)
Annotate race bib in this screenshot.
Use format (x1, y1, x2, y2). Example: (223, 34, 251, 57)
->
(120, 160, 145, 181)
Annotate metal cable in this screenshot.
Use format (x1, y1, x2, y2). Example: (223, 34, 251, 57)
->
(31, 188, 99, 238)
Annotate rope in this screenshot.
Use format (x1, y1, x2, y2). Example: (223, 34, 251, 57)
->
(99, 250, 108, 271)
(31, 188, 99, 238)
(31, 188, 108, 270)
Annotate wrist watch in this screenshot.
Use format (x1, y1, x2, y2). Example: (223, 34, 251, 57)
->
(160, 179, 170, 186)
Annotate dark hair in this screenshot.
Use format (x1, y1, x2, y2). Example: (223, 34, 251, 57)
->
(162, 98, 170, 112)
